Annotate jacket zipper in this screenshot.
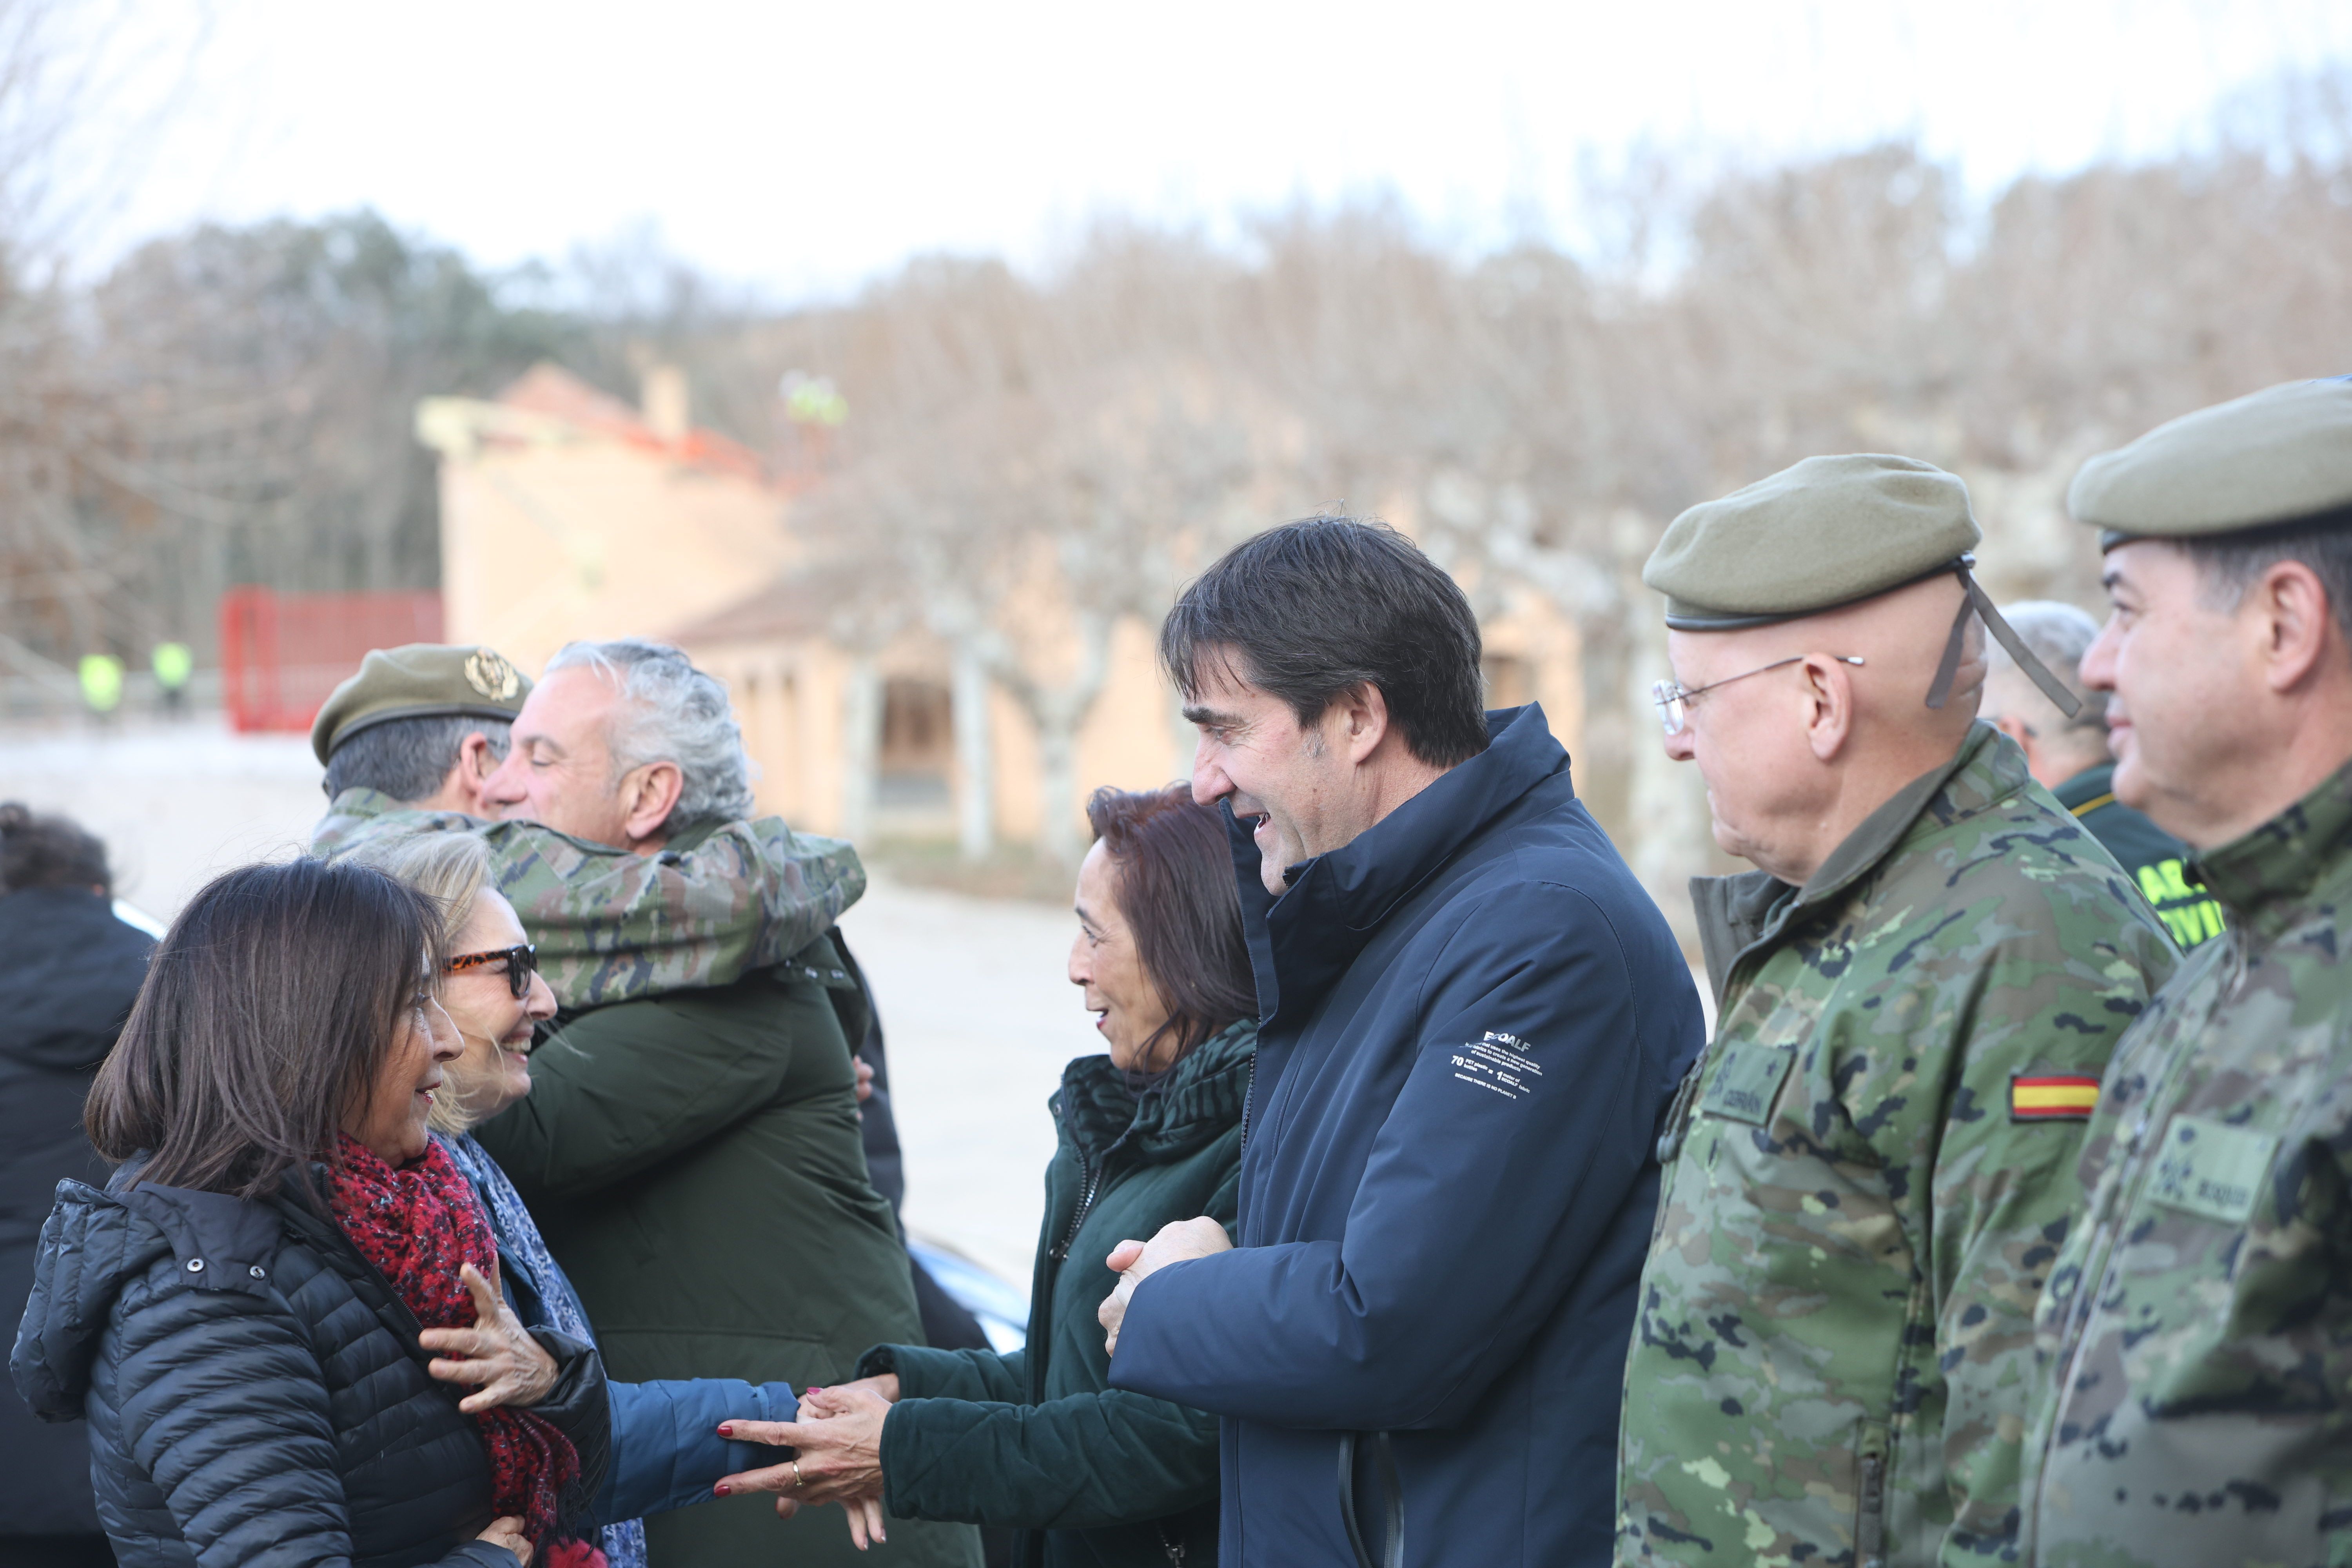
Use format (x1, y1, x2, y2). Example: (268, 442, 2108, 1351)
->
(1050, 1160, 1103, 1263)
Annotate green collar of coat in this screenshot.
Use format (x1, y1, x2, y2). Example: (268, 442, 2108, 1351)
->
(1054, 1018, 1257, 1167)
(1689, 723, 2027, 1007)
(2187, 752, 2352, 942)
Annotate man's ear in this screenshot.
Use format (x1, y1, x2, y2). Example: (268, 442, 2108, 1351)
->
(2256, 559, 2340, 694)
(1339, 683, 1390, 766)
(1802, 653, 1858, 763)
(436, 731, 503, 815)
(620, 760, 685, 843)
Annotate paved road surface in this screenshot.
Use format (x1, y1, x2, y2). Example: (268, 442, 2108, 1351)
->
(0, 718, 1091, 1285)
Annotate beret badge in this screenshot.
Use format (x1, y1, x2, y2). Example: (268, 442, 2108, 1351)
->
(465, 649, 521, 702)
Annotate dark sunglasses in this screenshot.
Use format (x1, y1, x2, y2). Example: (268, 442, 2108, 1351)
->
(446, 943, 539, 1000)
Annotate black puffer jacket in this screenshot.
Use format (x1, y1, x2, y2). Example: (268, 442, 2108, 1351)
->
(0, 886, 152, 1534)
(9, 1165, 610, 1568)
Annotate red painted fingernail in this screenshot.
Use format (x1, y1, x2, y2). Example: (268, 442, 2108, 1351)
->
(714, 1483, 731, 1496)
(717, 1424, 733, 1437)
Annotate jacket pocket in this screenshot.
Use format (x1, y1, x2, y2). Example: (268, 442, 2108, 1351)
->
(1855, 1421, 1890, 1568)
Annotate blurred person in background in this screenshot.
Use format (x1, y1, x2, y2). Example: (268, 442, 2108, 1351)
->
(0, 804, 153, 1568)
(468, 638, 981, 1568)
(358, 832, 810, 1568)
(1980, 599, 2223, 948)
(11, 857, 612, 1568)
(715, 783, 1256, 1567)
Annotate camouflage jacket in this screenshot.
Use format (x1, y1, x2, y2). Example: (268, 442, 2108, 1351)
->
(2024, 758, 2352, 1568)
(311, 788, 866, 1007)
(1617, 725, 2179, 1568)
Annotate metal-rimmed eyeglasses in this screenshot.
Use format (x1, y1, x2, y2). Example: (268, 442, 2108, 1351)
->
(446, 943, 539, 1000)
(1651, 655, 1865, 736)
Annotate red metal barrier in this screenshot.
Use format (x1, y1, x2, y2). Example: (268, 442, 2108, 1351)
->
(219, 588, 445, 733)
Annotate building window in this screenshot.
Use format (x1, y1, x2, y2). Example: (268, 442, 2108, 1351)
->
(878, 678, 954, 808)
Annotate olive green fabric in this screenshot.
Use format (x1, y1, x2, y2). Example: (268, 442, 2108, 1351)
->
(2069, 377, 2352, 544)
(857, 1021, 1254, 1568)
(2023, 758, 2352, 1567)
(311, 642, 530, 762)
(472, 936, 981, 1568)
(1642, 454, 1981, 629)
(1617, 724, 2180, 1568)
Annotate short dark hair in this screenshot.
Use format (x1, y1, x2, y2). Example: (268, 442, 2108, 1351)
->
(0, 802, 111, 893)
(1160, 516, 1489, 768)
(2179, 512, 2352, 646)
(321, 714, 512, 803)
(1087, 784, 1258, 1060)
(87, 858, 446, 1200)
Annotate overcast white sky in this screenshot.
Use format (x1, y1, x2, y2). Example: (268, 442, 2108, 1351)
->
(56, 0, 2352, 300)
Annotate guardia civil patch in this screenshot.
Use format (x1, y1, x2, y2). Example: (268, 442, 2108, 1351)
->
(2010, 1071, 2100, 1122)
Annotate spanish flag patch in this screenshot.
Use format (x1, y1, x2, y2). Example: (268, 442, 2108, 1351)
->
(2011, 1072, 2101, 1122)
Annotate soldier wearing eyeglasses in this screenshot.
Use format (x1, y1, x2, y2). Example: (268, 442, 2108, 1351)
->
(1613, 455, 2180, 1568)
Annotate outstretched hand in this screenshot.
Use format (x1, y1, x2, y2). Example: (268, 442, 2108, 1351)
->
(419, 1262, 558, 1414)
(715, 1385, 892, 1549)
(1099, 1216, 1232, 1356)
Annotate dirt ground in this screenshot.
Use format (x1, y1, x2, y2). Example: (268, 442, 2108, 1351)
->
(0, 716, 1093, 1285)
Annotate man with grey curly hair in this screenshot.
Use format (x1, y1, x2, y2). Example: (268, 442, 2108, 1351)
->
(480, 638, 759, 846)
(471, 638, 984, 1568)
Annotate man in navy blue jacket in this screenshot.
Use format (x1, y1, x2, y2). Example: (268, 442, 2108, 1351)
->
(1099, 516, 1704, 1568)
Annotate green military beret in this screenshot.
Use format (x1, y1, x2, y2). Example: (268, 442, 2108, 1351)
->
(311, 643, 532, 765)
(1643, 454, 1981, 630)
(2070, 377, 2352, 549)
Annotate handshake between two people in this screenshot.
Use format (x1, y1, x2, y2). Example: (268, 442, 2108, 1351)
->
(708, 1216, 1234, 1552)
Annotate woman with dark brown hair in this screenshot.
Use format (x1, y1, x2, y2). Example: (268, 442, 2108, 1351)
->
(715, 784, 1257, 1568)
(7, 856, 610, 1568)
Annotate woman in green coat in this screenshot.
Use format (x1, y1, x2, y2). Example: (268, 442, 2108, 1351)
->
(719, 783, 1257, 1566)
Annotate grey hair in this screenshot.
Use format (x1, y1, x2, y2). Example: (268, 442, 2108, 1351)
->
(1986, 600, 2108, 733)
(544, 638, 755, 831)
(321, 715, 512, 802)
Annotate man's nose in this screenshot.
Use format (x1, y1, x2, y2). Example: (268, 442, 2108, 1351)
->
(481, 750, 526, 803)
(2080, 617, 2122, 692)
(1661, 725, 1697, 763)
(1191, 749, 1233, 808)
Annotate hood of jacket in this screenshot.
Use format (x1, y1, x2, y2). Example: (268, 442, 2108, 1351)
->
(0, 887, 154, 1071)
(11, 1168, 282, 1421)
(1239, 704, 1570, 1029)
(1052, 1018, 1257, 1169)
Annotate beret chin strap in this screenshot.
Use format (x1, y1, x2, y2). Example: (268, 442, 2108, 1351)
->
(1926, 560, 2085, 719)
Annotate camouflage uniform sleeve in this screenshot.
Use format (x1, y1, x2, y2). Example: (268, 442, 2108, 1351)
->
(1933, 921, 2177, 1563)
(479, 817, 866, 1008)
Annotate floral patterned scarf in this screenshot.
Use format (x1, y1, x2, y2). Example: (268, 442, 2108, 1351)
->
(327, 1134, 582, 1552)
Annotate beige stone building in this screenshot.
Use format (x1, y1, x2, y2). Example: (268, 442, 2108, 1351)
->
(421, 366, 1586, 855)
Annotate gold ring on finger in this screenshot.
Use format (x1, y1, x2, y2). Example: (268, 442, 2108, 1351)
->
(790, 1460, 805, 1490)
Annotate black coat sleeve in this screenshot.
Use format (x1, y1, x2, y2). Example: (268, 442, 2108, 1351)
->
(108, 1267, 521, 1568)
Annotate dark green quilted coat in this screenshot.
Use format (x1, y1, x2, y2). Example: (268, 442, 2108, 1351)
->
(859, 1020, 1255, 1568)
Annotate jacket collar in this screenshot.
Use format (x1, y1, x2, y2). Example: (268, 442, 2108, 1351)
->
(2052, 761, 2118, 815)
(1690, 723, 2026, 1006)
(2189, 753, 2352, 943)
(1241, 704, 1570, 1026)
(1056, 1019, 1257, 1165)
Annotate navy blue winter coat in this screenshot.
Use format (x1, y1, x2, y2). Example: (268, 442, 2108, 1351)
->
(1107, 704, 1703, 1568)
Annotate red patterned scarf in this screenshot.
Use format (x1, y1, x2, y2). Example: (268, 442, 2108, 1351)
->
(328, 1134, 582, 1550)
